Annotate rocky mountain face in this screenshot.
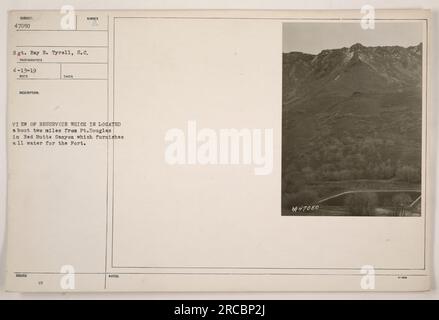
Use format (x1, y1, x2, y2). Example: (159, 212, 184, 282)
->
(283, 43, 422, 105)
(282, 43, 423, 206)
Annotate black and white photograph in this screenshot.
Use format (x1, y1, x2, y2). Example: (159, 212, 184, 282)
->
(2, 6, 436, 297)
(282, 22, 424, 216)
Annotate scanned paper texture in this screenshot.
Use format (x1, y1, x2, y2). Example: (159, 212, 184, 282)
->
(6, 9, 432, 292)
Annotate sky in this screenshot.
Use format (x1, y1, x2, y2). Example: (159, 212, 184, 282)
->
(283, 22, 424, 54)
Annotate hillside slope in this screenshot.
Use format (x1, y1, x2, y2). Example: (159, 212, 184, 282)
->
(282, 43, 423, 210)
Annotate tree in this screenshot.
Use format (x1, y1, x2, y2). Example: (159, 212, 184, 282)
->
(283, 190, 319, 209)
(301, 166, 315, 182)
(293, 190, 319, 205)
(395, 165, 421, 183)
(392, 193, 413, 216)
(344, 192, 378, 216)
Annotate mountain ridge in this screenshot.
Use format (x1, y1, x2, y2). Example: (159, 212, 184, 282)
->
(283, 43, 422, 105)
(282, 42, 422, 209)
